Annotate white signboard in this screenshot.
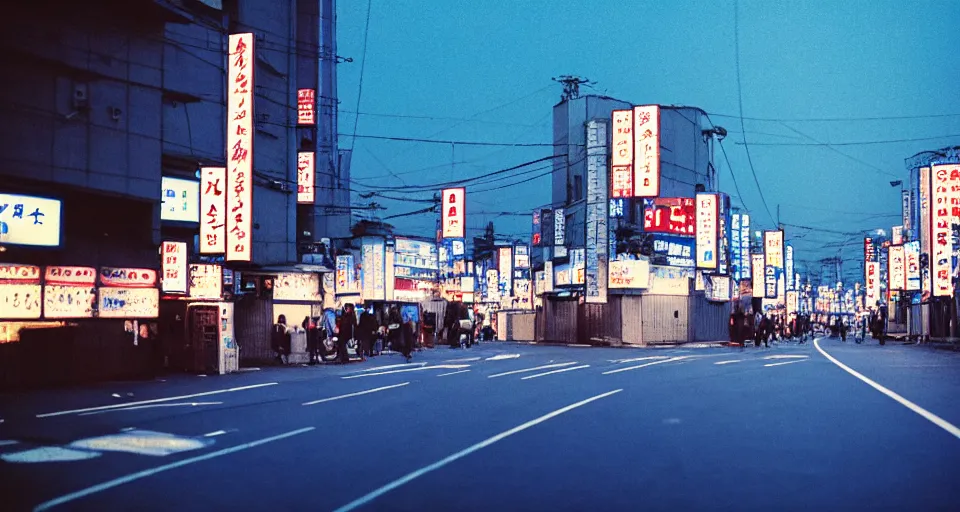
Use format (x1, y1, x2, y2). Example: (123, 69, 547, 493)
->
(160, 177, 200, 223)
(888, 245, 906, 292)
(554, 208, 565, 246)
(610, 109, 634, 198)
(0, 193, 62, 247)
(297, 152, 315, 204)
(751, 253, 765, 297)
(647, 265, 691, 296)
(543, 261, 554, 294)
(785, 245, 794, 291)
(199, 167, 226, 253)
(632, 105, 661, 197)
(764, 230, 784, 269)
(161, 241, 188, 294)
(931, 164, 958, 297)
(905, 241, 921, 291)
(189, 264, 223, 300)
(865, 261, 880, 309)
(43, 266, 97, 319)
(919, 166, 931, 294)
(695, 193, 718, 269)
(98, 288, 160, 318)
(740, 214, 751, 280)
(609, 259, 650, 289)
(274, 273, 322, 302)
(498, 247, 513, 299)
(226, 32, 254, 262)
(441, 187, 465, 239)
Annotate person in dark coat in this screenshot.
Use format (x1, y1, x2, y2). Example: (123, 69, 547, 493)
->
(731, 306, 745, 347)
(272, 315, 291, 364)
(386, 305, 403, 353)
(400, 317, 415, 362)
(337, 304, 357, 364)
(357, 307, 379, 358)
(303, 316, 319, 365)
(444, 301, 461, 348)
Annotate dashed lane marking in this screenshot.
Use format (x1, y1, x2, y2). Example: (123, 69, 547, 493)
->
(303, 383, 410, 406)
(715, 360, 743, 365)
(764, 360, 806, 367)
(602, 356, 688, 375)
(436, 370, 471, 377)
(341, 365, 469, 379)
(488, 362, 578, 379)
(521, 365, 591, 380)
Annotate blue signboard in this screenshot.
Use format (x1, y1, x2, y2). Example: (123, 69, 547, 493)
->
(651, 235, 695, 268)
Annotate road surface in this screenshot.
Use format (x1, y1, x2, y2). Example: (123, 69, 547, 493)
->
(1, 338, 958, 511)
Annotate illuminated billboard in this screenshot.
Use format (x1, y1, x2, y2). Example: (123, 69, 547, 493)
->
(441, 187, 465, 239)
(931, 164, 958, 297)
(0, 193, 62, 248)
(297, 88, 315, 125)
(161, 241, 188, 294)
(160, 177, 200, 223)
(226, 33, 254, 262)
(695, 193, 718, 269)
(905, 241, 920, 291)
(610, 109, 633, 198)
(297, 152, 315, 204)
(632, 105, 660, 197)
(199, 167, 226, 254)
(644, 197, 695, 236)
(44, 266, 97, 319)
(888, 244, 905, 292)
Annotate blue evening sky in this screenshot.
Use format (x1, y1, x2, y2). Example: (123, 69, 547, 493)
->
(337, 0, 960, 280)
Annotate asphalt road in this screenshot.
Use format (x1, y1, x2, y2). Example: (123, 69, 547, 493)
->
(1, 337, 958, 511)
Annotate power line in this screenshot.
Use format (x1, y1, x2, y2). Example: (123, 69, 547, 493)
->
(353, 154, 565, 192)
(733, 0, 776, 227)
(775, 122, 900, 178)
(348, 0, 373, 156)
(339, 109, 544, 127)
(708, 112, 960, 123)
(735, 133, 960, 146)
(339, 133, 565, 147)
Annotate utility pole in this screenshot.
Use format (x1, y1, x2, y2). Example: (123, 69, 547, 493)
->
(552, 75, 595, 101)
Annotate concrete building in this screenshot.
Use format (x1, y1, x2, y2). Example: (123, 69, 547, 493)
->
(0, 0, 351, 386)
(549, 95, 716, 262)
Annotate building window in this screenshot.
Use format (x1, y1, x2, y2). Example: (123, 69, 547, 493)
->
(574, 175, 583, 201)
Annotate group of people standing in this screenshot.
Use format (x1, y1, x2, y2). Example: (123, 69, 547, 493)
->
(728, 306, 814, 347)
(271, 304, 418, 365)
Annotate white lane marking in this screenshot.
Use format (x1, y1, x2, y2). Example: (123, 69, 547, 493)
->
(354, 363, 427, 373)
(0, 440, 19, 446)
(341, 365, 469, 379)
(36, 383, 279, 419)
(521, 365, 591, 380)
(763, 355, 809, 360)
(303, 383, 409, 406)
(203, 430, 228, 437)
(602, 356, 688, 375)
(715, 360, 743, 365)
(764, 360, 806, 367)
(33, 427, 315, 511)
(77, 402, 223, 416)
(486, 354, 520, 361)
(119, 428, 136, 432)
(815, 338, 960, 440)
(610, 356, 669, 364)
(443, 357, 482, 363)
(488, 362, 578, 378)
(566, 344, 592, 348)
(436, 370, 471, 377)
(331, 389, 623, 512)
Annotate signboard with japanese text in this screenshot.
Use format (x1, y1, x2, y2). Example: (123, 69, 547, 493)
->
(652, 235, 695, 268)
(632, 105, 660, 197)
(918, 166, 931, 295)
(904, 241, 920, 291)
(274, 273, 322, 302)
(609, 199, 625, 218)
(199, 167, 226, 253)
(441, 187, 465, 239)
(44, 284, 95, 319)
(892, 225, 904, 245)
(554, 208, 565, 246)
(297, 152, 315, 204)
(543, 261, 554, 294)
(647, 265, 691, 295)
(786, 290, 798, 317)
(161, 241, 188, 294)
(695, 193, 718, 270)
(395, 238, 438, 281)
(585, 119, 609, 304)
(764, 230, 784, 269)
(0, 264, 42, 319)
(740, 214, 751, 281)
(98, 288, 159, 318)
(44, 266, 96, 286)
(888, 245, 906, 291)
(902, 190, 911, 231)
(930, 164, 958, 296)
(514, 245, 530, 270)
(160, 177, 200, 223)
(532, 210, 542, 246)
(554, 264, 572, 286)
(643, 197, 695, 236)
(863, 237, 875, 263)
(608, 258, 650, 289)
(865, 261, 879, 309)
(570, 248, 586, 285)
(361, 239, 386, 301)
(732, 214, 742, 280)
(297, 88, 315, 125)
(705, 275, 731, 302)
(0, 193, 62, 247)
(226, 33, 254, 261)
(785, 245, 794, 291)
(99, 268, 158, 288)
(498, 247, 513, 298)
(751, 254, 765, 297)
(717, 193, 731, 275)
(336, 255, 360, 295)
(189, 264, 222, 300)
(611, 109, 633, 198)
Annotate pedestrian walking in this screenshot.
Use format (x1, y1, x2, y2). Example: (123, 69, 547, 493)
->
(358, 306, 379, 358)
(303, 316, 320, 365)
(760, 314, 771, 348)
(386, 305, 403, 353)
(272, 315, 292, 365)
(337, 304, 357, 364)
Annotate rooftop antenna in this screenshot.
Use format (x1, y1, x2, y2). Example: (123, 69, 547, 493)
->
(552, 75, 595, 101)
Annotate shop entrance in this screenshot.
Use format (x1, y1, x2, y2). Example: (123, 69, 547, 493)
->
(188, 304, 219, 374)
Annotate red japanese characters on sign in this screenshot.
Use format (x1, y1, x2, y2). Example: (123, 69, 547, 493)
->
(888, 244, 906, 292)
(200, 167, 226, 254)
(45, 266, 96, 286)
(865, 261, 879, 309)
(644, 198, 695, 236)
(930, 164, 959, 297)
(99, 267, 158, 288)
(0, 264, 41, 282)
(863, 237, 874, 262)
(297, 88, 315, 125)
(632, 105, 660, 198)
(610, 110, 633, 198)
(161, 241, 188, 294)
(441, 187, 465, 239)
(297, 152, 315, 204)
(226, 33, 254, 262)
